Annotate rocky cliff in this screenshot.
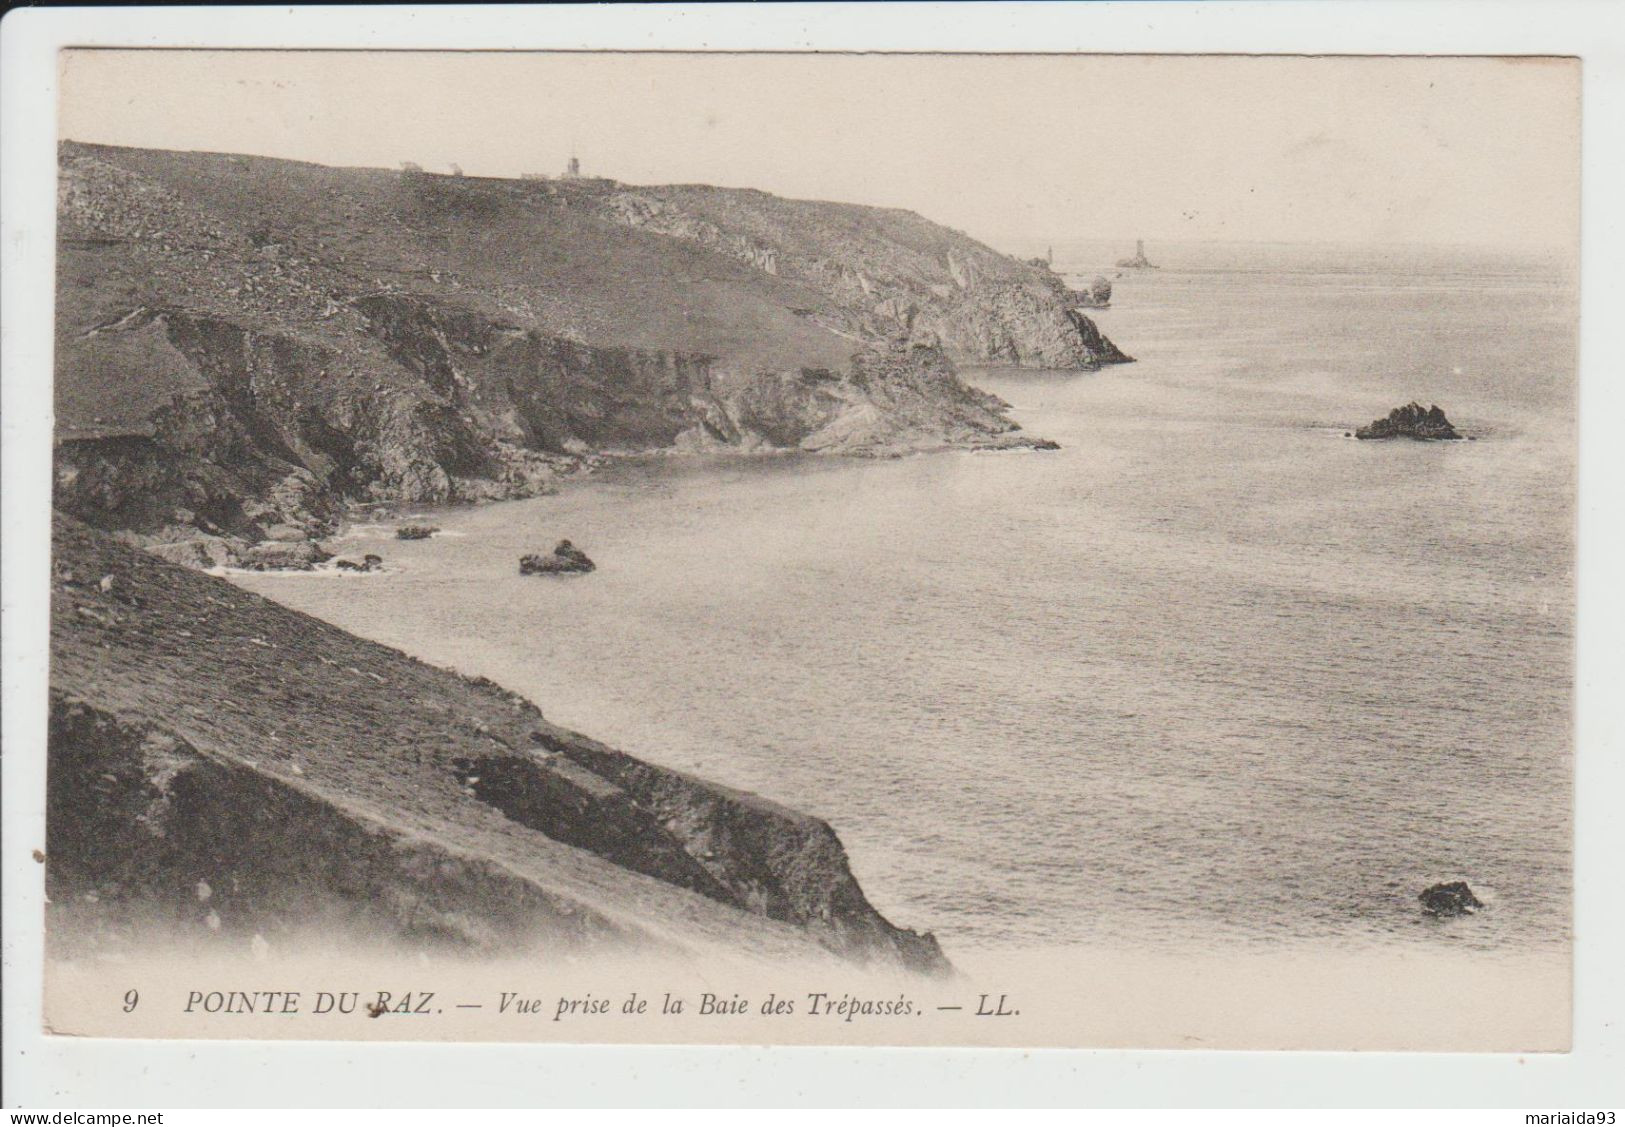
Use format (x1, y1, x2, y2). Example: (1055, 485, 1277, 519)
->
(48, 515, 948, 972)
(54, 142, 1130, 555)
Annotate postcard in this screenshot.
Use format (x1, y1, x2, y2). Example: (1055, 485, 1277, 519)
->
(34, 47, 1578, 1052)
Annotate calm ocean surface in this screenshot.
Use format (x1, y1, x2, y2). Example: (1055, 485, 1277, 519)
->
(236, 242, 1577, 959)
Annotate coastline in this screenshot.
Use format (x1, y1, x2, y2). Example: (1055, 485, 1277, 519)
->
(46, 139, 1135, 977)
(241, 251, 1575, 966)
(53, 140, 1130, 574)
(194, 428, 1067, 576)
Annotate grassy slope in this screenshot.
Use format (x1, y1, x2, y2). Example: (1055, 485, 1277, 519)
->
(633, 182, 1033, 285)
(55, 142, 858, 442)
(56, 141, 1120, 438)
(49, 515, 944, 968)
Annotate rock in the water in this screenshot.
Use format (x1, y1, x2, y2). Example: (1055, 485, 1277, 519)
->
(1419, 881, 1483, 917)
(519, 539, 596, 575)
(395, 525, 438, 541)
(333, 553, 384, 573)
(239, 540, 333, 571)
(1356, 402, 1463, 440)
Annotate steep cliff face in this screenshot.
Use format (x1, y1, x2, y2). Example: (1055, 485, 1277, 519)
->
(48, 516, 948, 972)
(55, 143, 1128, 546)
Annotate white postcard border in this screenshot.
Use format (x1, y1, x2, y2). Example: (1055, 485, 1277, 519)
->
(4, 1, 1623, 1109)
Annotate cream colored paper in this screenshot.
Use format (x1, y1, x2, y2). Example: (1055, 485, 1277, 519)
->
(42, 49, 1578, 1051)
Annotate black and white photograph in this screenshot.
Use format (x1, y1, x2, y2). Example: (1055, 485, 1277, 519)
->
(9, 34, 1603, 1067)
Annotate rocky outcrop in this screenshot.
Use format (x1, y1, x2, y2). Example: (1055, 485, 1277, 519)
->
(520, 540, 596, 575)
(1074, 276, 1112, 309)
(1356, 403, 1463, 440)
(238, 540, 333, 571)
(48, 515, 949, 972)
(1064, 309, 1134, 366)
(395, 525, 438, 540)
(532, 727, 946, 971)
(1419, 881, 1483, 917)
(52, 301, 575, 548)
(333, 553, 384, 572)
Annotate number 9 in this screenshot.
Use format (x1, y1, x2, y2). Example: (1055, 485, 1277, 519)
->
(122, 989, 139, 1013)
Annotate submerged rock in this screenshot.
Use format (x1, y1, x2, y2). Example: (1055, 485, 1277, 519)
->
(395, 525, 438, 541)
(333, 553, 384, 573)
(520, 539, 596, 575)
(1356, 402, 1462, 441)
(1419, 881, 1483, 917)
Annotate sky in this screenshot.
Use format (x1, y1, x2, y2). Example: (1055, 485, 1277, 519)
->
(58, 50, 1580, 250)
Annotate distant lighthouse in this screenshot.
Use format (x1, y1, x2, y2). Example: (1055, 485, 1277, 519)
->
(1115, 239, 1156, 269)
(564, 155, 581, 179)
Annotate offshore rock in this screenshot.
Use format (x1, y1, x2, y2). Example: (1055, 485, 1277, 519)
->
(1419, 881, 1484, 917)
(1356, 402, 1463, 441)
(395, 524, 439, 541)
(520, 540, 596, 575)
(333, 553, 384, 573)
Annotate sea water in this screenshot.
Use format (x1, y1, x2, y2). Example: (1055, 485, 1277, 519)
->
(236, 242, 1576, 961)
